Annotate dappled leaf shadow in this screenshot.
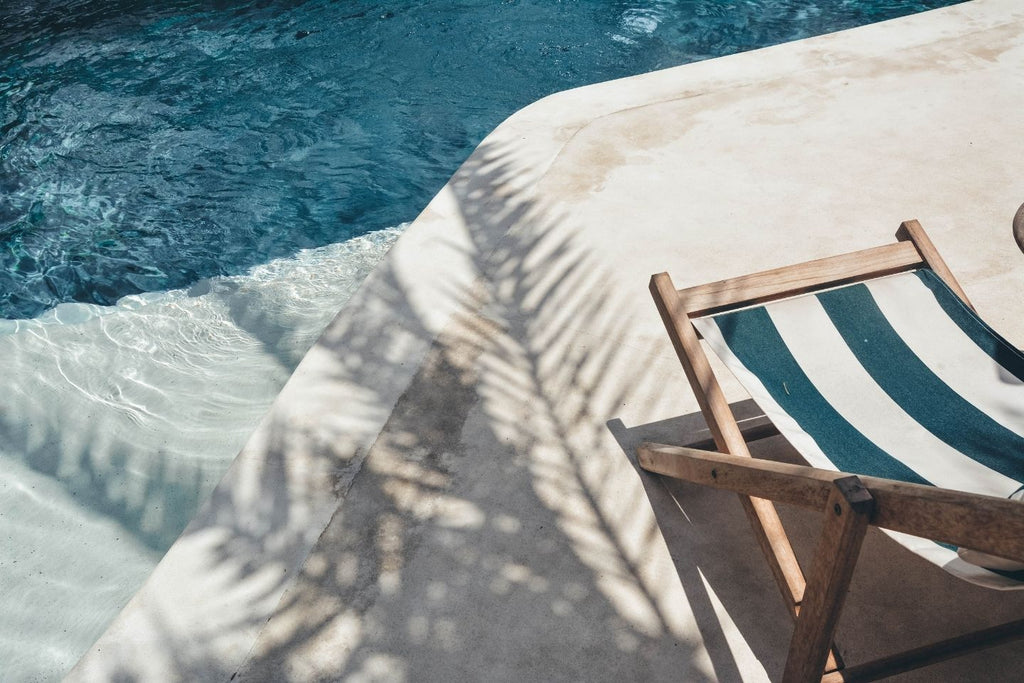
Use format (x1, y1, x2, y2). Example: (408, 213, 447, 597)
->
(217, 135, 736, 679)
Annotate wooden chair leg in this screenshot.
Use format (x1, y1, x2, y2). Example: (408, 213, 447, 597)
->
(783, 477, 875, 683)
(649, 274, 850, 675)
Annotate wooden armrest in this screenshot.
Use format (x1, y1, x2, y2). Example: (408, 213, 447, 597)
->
(638, 442, 1024, 564)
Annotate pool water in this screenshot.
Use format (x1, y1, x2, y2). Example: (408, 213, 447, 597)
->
(0, 0, 961, 679)
(1, 0, 958, 320)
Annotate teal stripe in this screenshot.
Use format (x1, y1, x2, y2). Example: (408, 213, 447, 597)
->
(817, 283, 1024, 484)
(915, 270, 1024, 383)
(986, 567, 1024, 581)
(711, 307, 930, 485)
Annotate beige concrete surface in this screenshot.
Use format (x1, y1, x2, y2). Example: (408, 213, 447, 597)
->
(70, 0, 1024, 680)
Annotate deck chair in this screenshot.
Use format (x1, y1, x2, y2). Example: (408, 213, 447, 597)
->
(639, 220, 1024, 682)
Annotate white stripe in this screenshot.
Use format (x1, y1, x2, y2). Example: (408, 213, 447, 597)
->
(693, 316, 839, 473)
(866, 273, 1024, 439)
(883, 529, 1024, 591)
(764, 295, 1020, 498)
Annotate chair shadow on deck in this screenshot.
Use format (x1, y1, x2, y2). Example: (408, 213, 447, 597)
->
(608, 406, 1024, 682)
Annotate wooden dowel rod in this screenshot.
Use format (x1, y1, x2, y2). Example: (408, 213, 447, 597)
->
(820, 617, 1024, 683)
(684, 419, 780, 452)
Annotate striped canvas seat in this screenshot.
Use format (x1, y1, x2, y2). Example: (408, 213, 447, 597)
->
(693, 269, 1024, 589)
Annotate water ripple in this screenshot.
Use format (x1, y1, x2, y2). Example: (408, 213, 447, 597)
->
(0, 0, 959, 319)
(0, 226, 400, 679)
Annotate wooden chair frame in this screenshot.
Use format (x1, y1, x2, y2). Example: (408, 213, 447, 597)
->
(640, 220, 1024, 682)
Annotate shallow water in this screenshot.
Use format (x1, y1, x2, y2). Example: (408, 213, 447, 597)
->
(0, 1, 962, 680)
(0, 227, 401, 680)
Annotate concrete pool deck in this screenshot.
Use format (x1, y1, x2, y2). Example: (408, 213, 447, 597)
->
(69, 0, 1024, 680)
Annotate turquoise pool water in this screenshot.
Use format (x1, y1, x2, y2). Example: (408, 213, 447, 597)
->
(0, 1, 962, 680)
(2, 0, 957, 320)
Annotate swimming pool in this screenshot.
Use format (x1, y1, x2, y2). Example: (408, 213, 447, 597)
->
(0, 0, 962, 679)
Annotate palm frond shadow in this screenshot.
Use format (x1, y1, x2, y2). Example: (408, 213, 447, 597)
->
(70, 134, 765, 679)
(214, 135, 749, 680)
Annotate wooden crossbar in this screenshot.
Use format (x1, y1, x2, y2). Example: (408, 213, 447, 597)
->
(672, 219, 972, 319)
(684, 415, 779, 451)
(820, 617, 1024, 682)
(638, 442, 1024, 681)
(675, 241, 923, 318)
(638, 443, 1024, 564)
